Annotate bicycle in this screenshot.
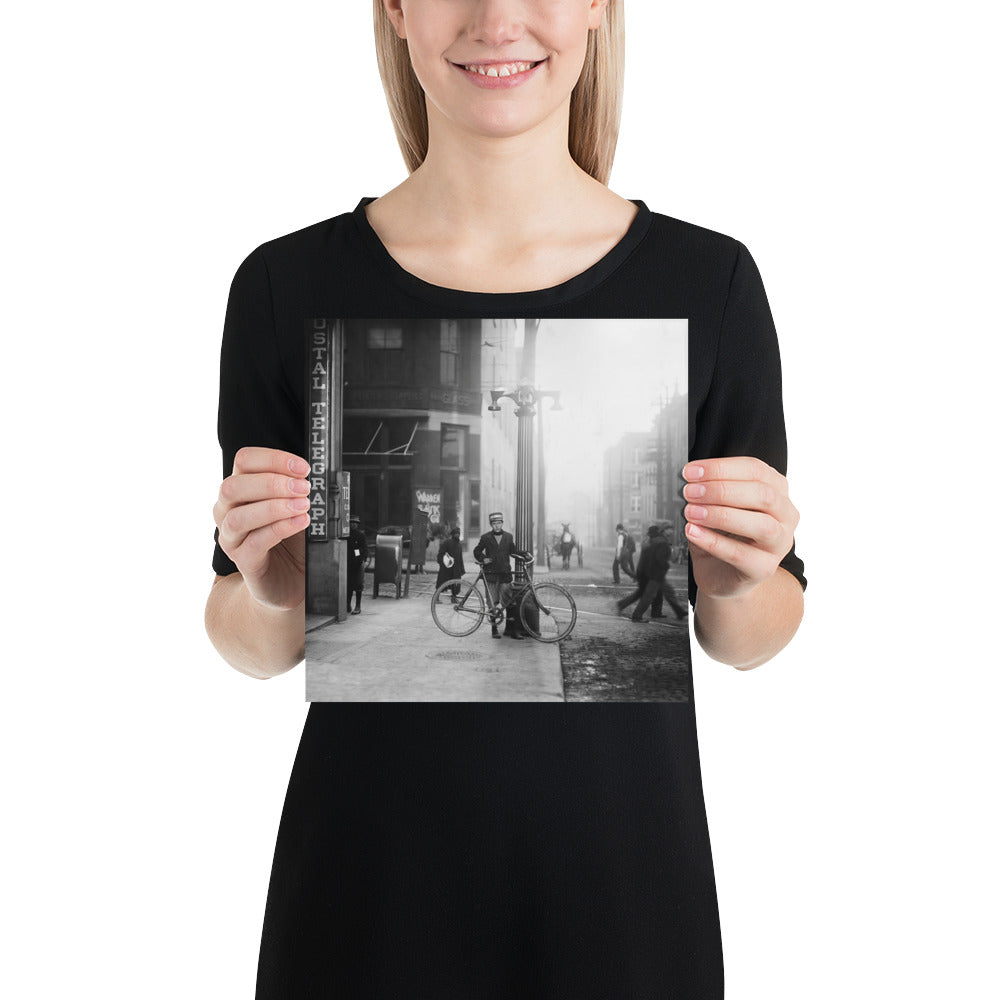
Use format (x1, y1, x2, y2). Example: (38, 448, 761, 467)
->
(430, 555, 577, 642)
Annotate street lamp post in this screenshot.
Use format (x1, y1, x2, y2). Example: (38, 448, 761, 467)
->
(488, 382, 561, 581)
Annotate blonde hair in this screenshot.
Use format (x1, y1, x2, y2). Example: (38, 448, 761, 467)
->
(373, 0, 625, 185)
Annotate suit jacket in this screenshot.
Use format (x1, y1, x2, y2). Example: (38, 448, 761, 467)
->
(473, 530, 529, 581)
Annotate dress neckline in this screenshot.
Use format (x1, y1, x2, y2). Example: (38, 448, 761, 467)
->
(352, 196, 652, 310)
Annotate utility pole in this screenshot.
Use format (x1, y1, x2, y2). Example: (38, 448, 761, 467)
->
(656, 394, 665, 520)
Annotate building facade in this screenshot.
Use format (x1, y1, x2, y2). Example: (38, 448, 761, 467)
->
(341, 318, 524, 549)
(598, 392, 687, 546)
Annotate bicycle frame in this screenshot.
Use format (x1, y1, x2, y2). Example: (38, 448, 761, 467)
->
(432, 553, 576, 643)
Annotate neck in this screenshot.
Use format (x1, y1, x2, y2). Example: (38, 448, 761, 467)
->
(403, 101, 598, 237)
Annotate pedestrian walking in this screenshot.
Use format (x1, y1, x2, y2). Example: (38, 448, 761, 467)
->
(633, 524, 686, 621)
(345, 515, 368, 615)
(473, 512, 531, 639)
(435, 526, 465, 599)
(646, 523, 686, 620)
(616, 524, 660, 620)
(612, 522, 636, 583)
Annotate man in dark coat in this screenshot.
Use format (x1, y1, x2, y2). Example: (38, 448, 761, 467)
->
(435, 526, 466, 599)
(618, 524, 687, 622)
(346, 515, 368, 615)
(616, 524, 658, 620)
(473, 511, 531, 639)
(647, 523, 687, 620)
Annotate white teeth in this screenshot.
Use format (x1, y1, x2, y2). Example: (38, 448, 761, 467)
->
(464, 61, 536, 77)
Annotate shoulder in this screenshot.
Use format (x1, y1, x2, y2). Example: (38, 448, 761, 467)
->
(642, 207, 746, 277)
(246, 208, 359, 277)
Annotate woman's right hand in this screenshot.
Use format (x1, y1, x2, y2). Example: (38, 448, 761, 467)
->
(213, 447, 311, 611)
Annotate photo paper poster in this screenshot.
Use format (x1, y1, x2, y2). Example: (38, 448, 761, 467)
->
(305, 318, 689, 702)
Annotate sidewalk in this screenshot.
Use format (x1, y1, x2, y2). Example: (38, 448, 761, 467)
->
(305, 580, 564, 702)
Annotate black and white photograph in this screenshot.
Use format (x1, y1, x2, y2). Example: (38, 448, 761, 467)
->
(306, 318, 688, 701)
(7, 2, 996, 998)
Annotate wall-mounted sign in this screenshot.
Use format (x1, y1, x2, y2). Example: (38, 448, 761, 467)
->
(308, 321, 329, 539)
(414, 486, 442, 524)
(338, 471, 351, 537)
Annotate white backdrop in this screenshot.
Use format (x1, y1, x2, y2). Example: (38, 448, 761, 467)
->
(4, 2, 996, 997)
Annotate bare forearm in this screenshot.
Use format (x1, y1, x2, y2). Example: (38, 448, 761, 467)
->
(204, 573, 304, 679)
(693, 567, 803, 670)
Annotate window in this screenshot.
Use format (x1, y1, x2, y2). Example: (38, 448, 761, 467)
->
(469, 480, 481, 537)
(440, 320, 460, 385)
(630, 495, 642, 513)
(441, 424, 467, 470)
(632, 447, 642, 464)
(366, 326, 404, 382)
(631, 471, 641, 488)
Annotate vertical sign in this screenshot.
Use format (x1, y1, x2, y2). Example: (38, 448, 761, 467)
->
(338, 471, 351, 537)
(309, 320, 329, 540)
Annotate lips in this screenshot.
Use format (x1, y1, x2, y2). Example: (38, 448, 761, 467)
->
(451, 58, 547, 89)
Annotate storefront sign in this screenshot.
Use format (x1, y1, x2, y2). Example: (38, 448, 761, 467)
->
(309, 322, 329, 539)
(414, 486, 442, 524)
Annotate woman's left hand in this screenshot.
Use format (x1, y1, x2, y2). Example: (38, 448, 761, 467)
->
(682, 457, 799, 600)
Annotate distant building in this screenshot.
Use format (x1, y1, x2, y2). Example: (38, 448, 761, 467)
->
(599, 431, 651, 545)
(598, 392, 687, 546)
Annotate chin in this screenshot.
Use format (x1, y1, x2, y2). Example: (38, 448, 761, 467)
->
(458, 103, 566, 142)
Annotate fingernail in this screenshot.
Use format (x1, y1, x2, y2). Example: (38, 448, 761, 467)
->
(290, 478, 310, 494)
(687, 523, 703, 538)
(685, 465, 704, 480)
(684, 484, 706, 499)
(290, 497, 311, 512)
(289, 458, 310, 475)
(686, 505, 707, 520)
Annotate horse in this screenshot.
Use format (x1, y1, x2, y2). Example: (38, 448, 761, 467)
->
(557, 523, 577, 570)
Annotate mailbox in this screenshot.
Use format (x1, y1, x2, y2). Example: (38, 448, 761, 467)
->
(373, 533, 403, 599)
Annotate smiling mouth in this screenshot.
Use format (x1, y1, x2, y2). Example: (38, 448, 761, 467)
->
(457, 60, 544, 78)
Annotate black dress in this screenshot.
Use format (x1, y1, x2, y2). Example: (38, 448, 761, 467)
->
(213, 199, 807, 999)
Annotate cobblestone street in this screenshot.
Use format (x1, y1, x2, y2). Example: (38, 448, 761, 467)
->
(542, 545, 691, 702)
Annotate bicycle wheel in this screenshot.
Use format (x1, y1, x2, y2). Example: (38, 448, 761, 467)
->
(431, 579, 485, 637)
(519, 582, 577, 642)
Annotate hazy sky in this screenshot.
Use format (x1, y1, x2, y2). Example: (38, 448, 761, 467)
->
(534, 319, 687, 513)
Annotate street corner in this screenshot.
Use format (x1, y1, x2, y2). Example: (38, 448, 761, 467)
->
(305, 585, 564, 703)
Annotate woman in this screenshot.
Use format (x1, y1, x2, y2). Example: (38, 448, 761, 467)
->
(207, 2, 806, 996)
